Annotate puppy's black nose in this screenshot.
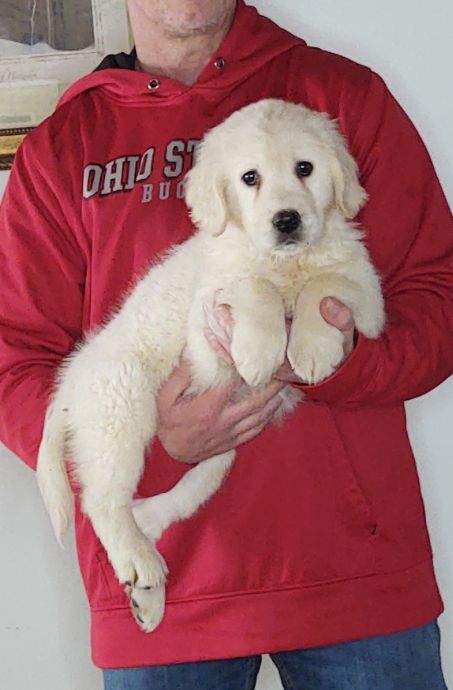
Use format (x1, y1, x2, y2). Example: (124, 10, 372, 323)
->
(272, 209, 301, 234)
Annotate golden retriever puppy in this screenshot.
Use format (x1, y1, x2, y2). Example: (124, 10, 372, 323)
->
(37, 99, 385, 632)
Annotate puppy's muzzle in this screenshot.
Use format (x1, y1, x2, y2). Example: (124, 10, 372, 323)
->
(272, 209, 302, 243)
(272, 209, 301, 234)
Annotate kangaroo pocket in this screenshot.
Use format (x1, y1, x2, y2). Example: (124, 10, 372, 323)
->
(145, 402, 381, 602)
(74, 403, 382, 610)
(307, 405, 379, 582)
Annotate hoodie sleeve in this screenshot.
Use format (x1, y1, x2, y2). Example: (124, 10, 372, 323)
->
(0, 134, 86, 470)
(300, 71, 453, 407)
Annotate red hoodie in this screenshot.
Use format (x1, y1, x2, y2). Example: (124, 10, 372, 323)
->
(0, 0, 452, 669)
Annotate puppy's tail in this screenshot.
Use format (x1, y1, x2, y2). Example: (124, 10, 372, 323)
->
(36, 402, 73, 546)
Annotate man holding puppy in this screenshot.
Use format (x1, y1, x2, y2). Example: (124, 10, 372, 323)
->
(0, 1, 452, 688)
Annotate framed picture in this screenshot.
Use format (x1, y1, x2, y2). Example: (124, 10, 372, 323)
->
(0, 0, 130, 169)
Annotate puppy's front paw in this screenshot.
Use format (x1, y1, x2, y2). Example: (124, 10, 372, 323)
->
(288, 325, 344, 385)
(354, 300, 385, 339)
(231, 323, 286, 387)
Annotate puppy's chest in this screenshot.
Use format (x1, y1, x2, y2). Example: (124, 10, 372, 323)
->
(264, 264, 315, 318)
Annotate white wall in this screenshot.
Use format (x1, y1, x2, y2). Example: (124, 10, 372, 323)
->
(0, 1, 452, 688)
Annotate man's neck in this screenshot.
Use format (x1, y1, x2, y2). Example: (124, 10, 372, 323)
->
(128, 4, 235, 86)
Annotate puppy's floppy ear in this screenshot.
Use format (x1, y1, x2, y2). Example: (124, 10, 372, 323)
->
(329, 125, 367, 219)
(185, 139, 228, 237)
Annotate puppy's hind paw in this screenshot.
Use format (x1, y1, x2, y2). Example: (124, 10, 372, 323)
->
(118, 541, 168, 632)
(126, 582, 166, 633)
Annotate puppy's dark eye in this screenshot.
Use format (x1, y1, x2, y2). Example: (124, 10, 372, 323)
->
(296, 161, 314, 178)
(242, 170, 260, 186)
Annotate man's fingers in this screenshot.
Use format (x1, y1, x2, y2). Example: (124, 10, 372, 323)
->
(204, 301, 233, 337)
(274, 359, 302, 384)
(203, 326, 234, 364)
(232, 395, 283, 437)
(215, 303, 234, 335)
(320, 296, 354, 332)
(227, 379, 285, 422)
(203, 302, 234, 363)
(203, 415, 273, 457)
(230, 419, 272, 450)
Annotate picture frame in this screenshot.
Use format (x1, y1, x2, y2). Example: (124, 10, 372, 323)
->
(0, 127, 33, 170)
(0, 0, 130, 169)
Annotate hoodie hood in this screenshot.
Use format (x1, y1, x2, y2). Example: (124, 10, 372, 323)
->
(58, 1, 305, 108)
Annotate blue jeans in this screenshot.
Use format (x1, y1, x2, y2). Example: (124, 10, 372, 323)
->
(103, 621, 448, 690)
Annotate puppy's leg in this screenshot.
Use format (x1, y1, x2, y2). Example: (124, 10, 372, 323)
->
(71, 362, 169, 632)
(131, 451, 234, 631)
(348, 270, 385, 340)
(288, 272, 384, 384)
(224, 278, 287, 387)
(79, 443, 169, 633)
(133, 451, 236, 541)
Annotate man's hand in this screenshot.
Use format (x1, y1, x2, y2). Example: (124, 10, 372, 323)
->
(319, 297, 355, 357)
(158, 295, 355, 464)
(156, 360, 285, 464)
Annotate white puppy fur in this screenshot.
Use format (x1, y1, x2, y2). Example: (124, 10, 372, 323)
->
(36, 99, 385, 632)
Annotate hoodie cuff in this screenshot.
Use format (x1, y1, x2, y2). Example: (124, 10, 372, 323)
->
(293, 333, 373, 405)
